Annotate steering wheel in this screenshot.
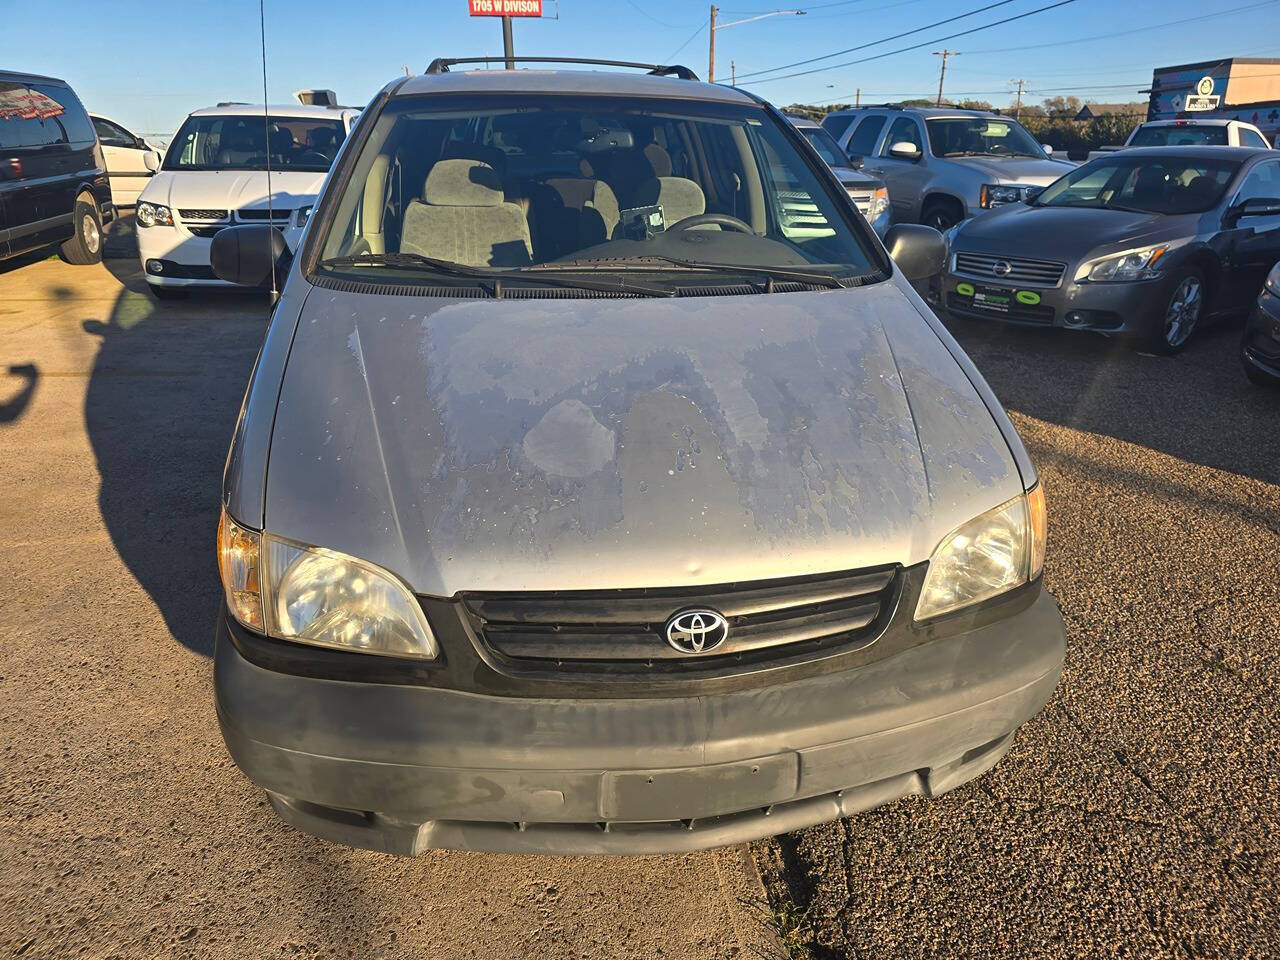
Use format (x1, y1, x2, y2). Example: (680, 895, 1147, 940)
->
(667, 213, 755, 235)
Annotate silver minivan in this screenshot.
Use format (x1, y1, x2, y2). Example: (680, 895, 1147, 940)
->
(211, 60, 1065, 856)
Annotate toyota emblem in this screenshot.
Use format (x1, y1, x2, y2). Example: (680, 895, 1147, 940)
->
(992, 260, 1013, 277)
(664, 609, 730, 654)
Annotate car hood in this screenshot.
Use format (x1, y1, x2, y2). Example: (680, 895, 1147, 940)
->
(948, 155, 1074, 186)
(262, 280, 1023, 595)
(833, 167, 883, 189)
(952, 203, 1191, 263)
(139, 169, 326, 211)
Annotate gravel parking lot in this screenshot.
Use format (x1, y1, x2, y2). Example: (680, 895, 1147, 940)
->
(3, 227, 1278, 959)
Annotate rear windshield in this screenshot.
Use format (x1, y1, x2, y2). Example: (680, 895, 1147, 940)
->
(1034, 155, 1239, 214)
(0, 80, 95, 148)
(1129, 124, 1228, 147)
(164, 114, 346, 171)
(316, 93, 881, 287)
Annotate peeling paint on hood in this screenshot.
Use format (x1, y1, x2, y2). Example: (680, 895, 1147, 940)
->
(264, 280, 1022, 595)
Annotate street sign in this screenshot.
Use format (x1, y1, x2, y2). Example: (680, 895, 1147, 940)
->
(468, 0, 542, 14)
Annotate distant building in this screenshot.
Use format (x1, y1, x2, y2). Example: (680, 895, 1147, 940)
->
(1073, 103, 1143, 121)
(1146, 57, 1280, 141)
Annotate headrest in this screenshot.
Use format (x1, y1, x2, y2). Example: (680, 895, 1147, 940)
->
(424, 159, 504, 207)
(441, 142, 507, 178)
(643, 143, 673, 178)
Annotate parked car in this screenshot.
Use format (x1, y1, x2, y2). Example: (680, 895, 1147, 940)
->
(135, 99, 360, 298)
(90, 114, 162, 207)
(787, 115, 890, 237)
(209, 58, 1064, 856)
(1126, 118, 1271, 149)
(0, 69, 114, 265)
(942, 146, 1280, 353)
(1242, 259, 1280, 385)
(820, 105, 1074, 230)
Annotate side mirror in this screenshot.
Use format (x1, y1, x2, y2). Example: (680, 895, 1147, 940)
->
(888, 141, 922, 161)
(884, 223, 947, 281)
(845, 149, 865, 169)
(1041, 143, 1054, 155)
(143, 151, 160, 173)
(1228, 196, 1280, 223)
(210, 225, 290, 287)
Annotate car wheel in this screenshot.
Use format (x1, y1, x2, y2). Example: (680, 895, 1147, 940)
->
(60, 195, 104, 265)
(1146, 268, 1205, 355)
(921, 199, 962, 232)
(149, 285, 187, 301)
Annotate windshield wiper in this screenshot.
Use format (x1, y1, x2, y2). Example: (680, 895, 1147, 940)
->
(319, 252, 673, 297)
(526, 255, 848, 290)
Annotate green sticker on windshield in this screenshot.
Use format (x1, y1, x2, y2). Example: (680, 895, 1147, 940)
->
(1016, 290, 1041, 305)
(956, 282, 975, 297)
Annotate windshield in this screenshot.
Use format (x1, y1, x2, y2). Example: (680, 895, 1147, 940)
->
(1033, 155, 1239, 214)
(317, 94, 880, 288)
(799, 126, 848, 167)
(925, 117, 1045, 158)
(164, 114, 346, 172)
(1129, 124, 1229, 147)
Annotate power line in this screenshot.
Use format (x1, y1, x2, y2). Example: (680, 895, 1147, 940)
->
(664, 21, 708, 63)
(730, 0, 1020, 83)
(735, 0, 1081, 86)
(620, 0, 696, 28)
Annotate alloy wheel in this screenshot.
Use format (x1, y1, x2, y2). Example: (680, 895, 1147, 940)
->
(1163, 276, 1202, 349)
(82, 213, 101, 255)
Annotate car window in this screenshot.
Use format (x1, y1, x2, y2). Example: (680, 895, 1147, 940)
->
(1129, 124, 1228, 146)
(94, 117, 136, 147)
(0, 81, 73, 149)
(1035, 156, 1240, 214)
(846, 115, 886, 156)
(799, 127, 847, 167)
(164, 114, 346, 171)
(1239, 128, 1270, 149)
(925, 117, 1044, 158)
(820, 113, 855, 142)
(878, 116, 921, 157)
(1235, 160, 1280, 203)
(30, 83, 95, 143)
(318, 94, 880, 283)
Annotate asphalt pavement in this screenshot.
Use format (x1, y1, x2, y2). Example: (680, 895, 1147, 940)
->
(2, 227, 1278, 959)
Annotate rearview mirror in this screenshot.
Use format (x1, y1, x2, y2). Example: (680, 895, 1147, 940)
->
(845, 149, 865, 169)
(888, 141, 922, 161)
(134, 136, 148, 150)
(210, 225, 291, 287)
(1041, 143, 1054, 155)
(143, 151, 160, 173)
(884, 223, 946, 281)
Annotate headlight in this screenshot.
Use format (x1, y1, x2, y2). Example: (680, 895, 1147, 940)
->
(1078, 245, 1169, 282)
(136, 201, 172, 227)
(1264, 262, 1280, 297)
(867, 186, 890, 221)
(979, 184, 1027, 209)
(217, 508, 438, 659)
(915, 486, 1047, 621)
(296, 204, 314, 228)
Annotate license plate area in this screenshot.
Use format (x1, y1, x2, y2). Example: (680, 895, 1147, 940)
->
(967, 283, 1015, 314)
(600, 753, 799, 821)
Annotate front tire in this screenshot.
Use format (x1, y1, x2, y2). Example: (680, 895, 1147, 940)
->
(60, 195, 104, 265)
(921, 198, 963, 232)
(1144, 268, 1205, 355)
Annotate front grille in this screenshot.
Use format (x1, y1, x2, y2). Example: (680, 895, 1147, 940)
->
(237, 208, 293, 221)
(953, 252, 1066, 287)
(947, 292, 1054, 325)
(187, 226, 224, 239)
(460, 566, 898, 668)
(846, 190, 873, 214)
(178, 208, 228, 221)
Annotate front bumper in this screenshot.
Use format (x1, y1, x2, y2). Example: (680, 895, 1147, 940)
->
(941, 261, 1174, 335)
(1242, 292, 1280, 384)
(215, 586, 1065, 856)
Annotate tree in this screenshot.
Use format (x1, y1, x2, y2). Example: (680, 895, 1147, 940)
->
(1042, 95, 1083, 118)
(956, 99, 994, 111)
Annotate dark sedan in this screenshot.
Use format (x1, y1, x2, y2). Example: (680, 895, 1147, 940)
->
(1243, 260, 1280, 386)
(942, 147, 1280, 353)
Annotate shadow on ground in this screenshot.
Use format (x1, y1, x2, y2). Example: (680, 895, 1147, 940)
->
(85, 244, 268, 656)
(948, 315, 1280, 486)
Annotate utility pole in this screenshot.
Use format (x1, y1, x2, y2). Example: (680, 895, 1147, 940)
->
(709, 5, 717, 83)
(1012, 78, 1024, 119)
(933, 49, 958, 107)
(855, 88, 860, 107)
(731, 59, 736, 86)
(502, 15, 515, 69)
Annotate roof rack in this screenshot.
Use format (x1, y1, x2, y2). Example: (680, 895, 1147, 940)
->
(424, 57, 699, 81)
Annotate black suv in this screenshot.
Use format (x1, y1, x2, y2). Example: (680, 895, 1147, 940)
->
(1, 70, 114, 265)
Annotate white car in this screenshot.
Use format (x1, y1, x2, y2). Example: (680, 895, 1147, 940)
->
(135, 102, 359, 297)
(1125, 118, 1271, 149)
(90, 115, 163, 207)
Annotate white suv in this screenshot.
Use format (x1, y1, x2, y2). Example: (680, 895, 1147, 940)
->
(136, 101, 359, 298)
(1125, 118, 1271, 149)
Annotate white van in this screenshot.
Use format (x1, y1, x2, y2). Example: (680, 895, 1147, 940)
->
(135, 100, 359, 298)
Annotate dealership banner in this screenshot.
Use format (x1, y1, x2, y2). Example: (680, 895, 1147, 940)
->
(468, 0, 542, 14)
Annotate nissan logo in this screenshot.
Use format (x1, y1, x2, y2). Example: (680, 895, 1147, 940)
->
(664, 609, 730, 654)
(992, 260, 1013, 277)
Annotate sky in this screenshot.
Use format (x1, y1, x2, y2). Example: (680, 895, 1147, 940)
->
(2, 0, 1277, 141)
